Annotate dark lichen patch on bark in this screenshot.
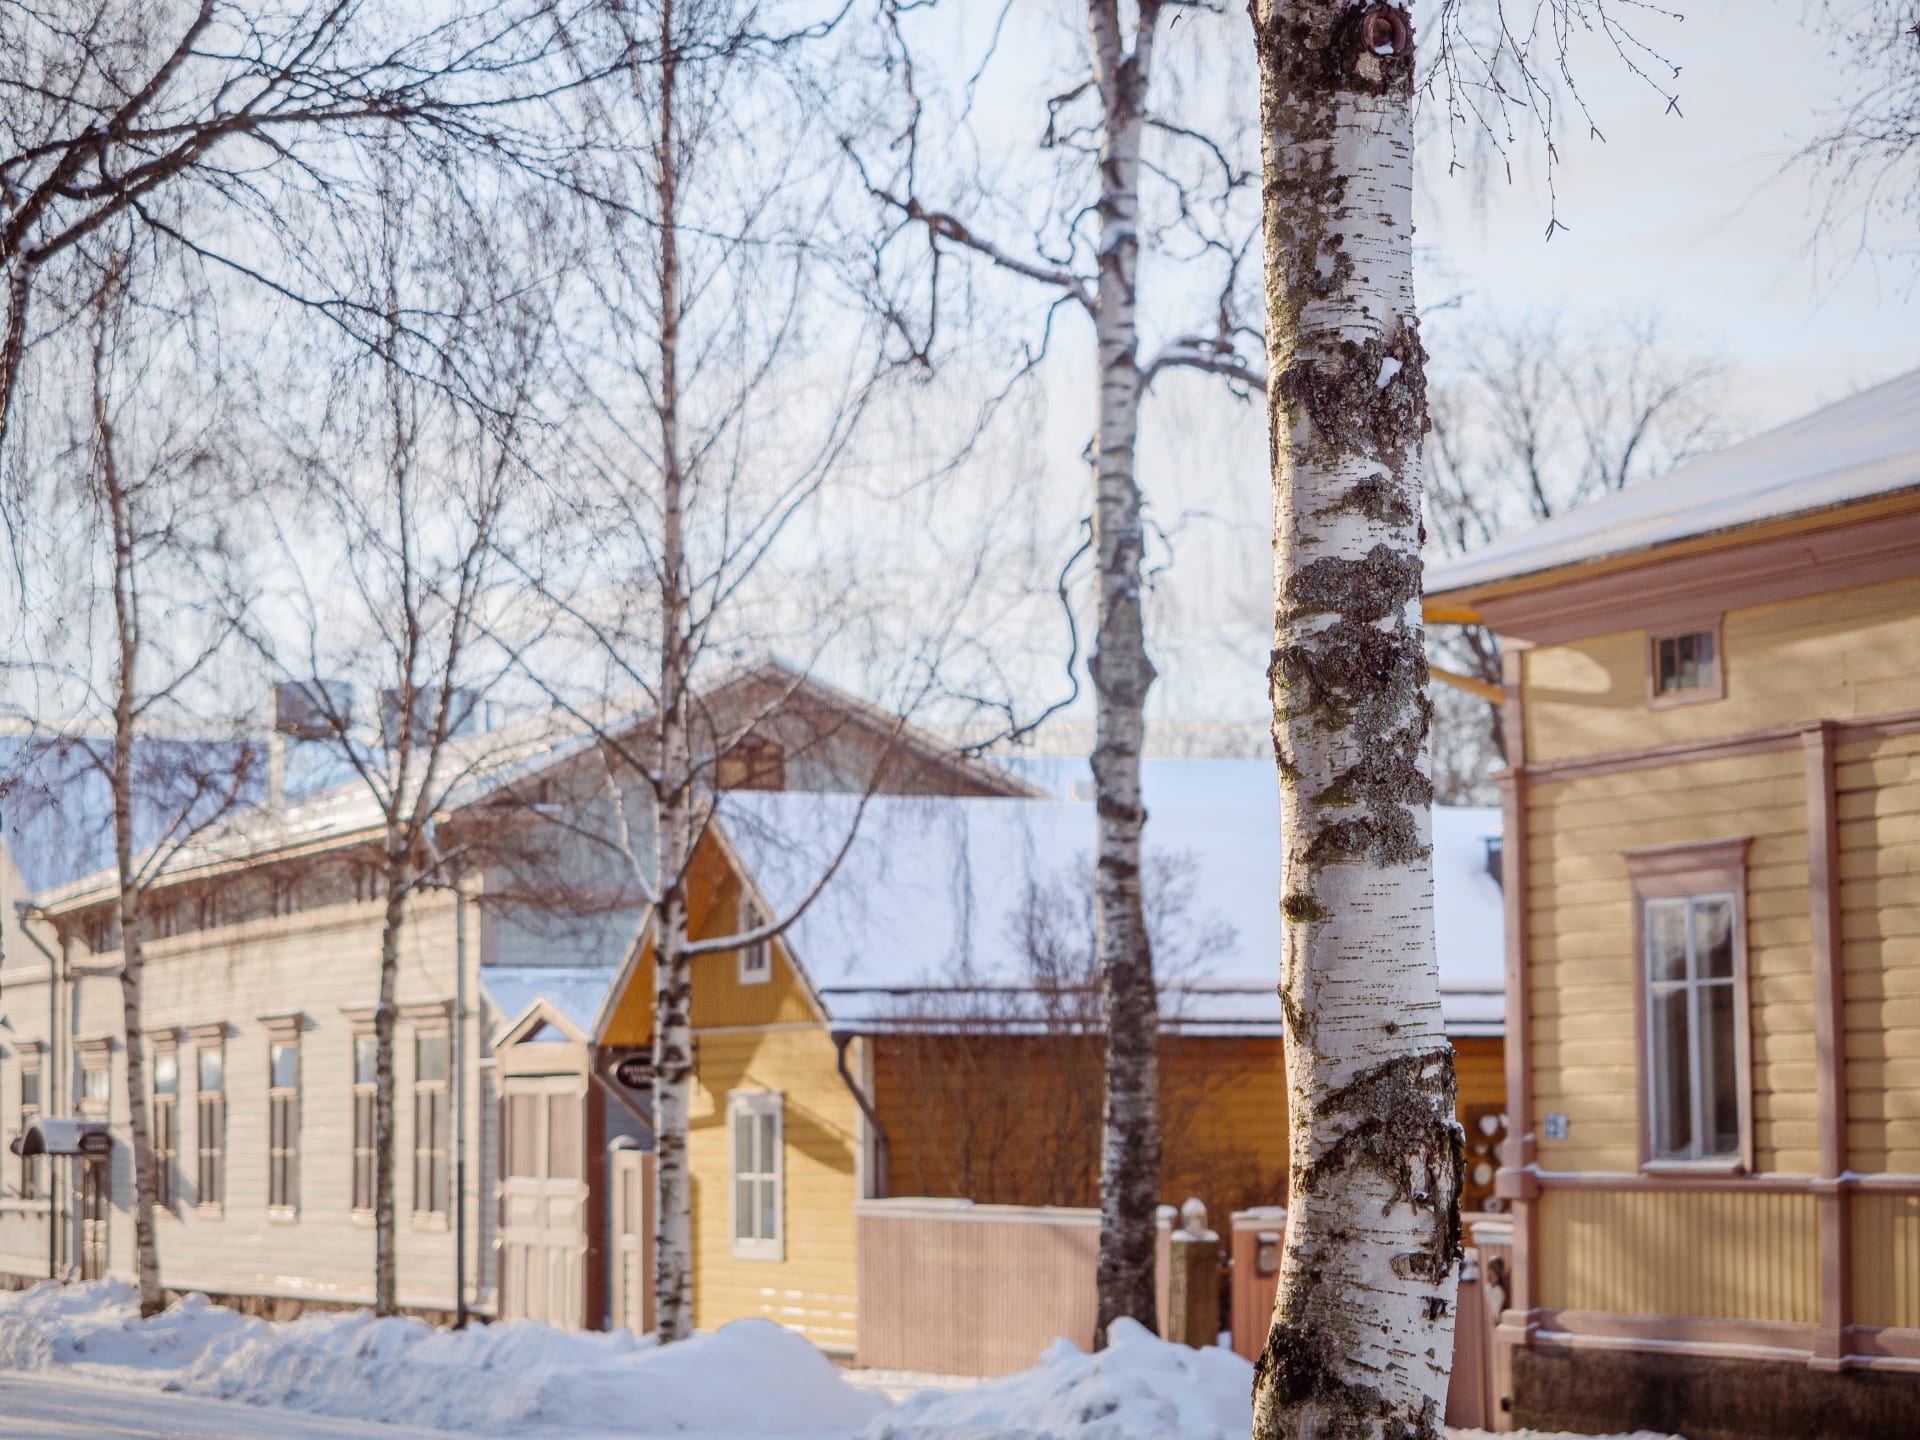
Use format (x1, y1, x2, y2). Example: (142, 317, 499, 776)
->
(1302, 806, 1427, 868)
(1281, 545, 1419, 624)
(1317, 472, 1417, 527)
(1297, 1047, 1463, 1283)
(1316, 752, 1433, 812)
(1254, 1315, 1447, 1440)
(1283, 891, 1329, 923)
(1275, 330, 1427, 478)
(1271, 617, 1429, 736)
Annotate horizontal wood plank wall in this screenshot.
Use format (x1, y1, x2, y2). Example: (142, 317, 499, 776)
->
(1836, 729, 1920, 1174)
(854, 1202, 1101, 1375)
(1539, 1189, 1820, 1323)
(1851, 1192, 1920, 1330)
(688, 1025, 859, 1351)
(1526, 749, 1812, 1173)
(1523, 578, 1920, 766)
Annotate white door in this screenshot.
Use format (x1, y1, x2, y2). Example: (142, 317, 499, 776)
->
(498, 1078, 587, 1329)
(607, 1146, 653, 1334)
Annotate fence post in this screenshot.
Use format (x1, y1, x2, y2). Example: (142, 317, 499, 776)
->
(1167, 1196, 1220, 1347)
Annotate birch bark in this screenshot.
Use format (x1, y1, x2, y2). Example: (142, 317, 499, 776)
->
(1249, 4, 1462, 1436)
(647, 0, 698, 1344)
(99, 378, 164, 1319)
(1088, 0, 1162, 1345)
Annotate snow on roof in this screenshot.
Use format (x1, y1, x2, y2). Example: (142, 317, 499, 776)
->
(481, 966, 624, 1040)
(1425, 366, 1920, 597)
(716, 761, 1504, 1037)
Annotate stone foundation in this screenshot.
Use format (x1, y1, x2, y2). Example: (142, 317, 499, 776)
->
(1514, 1343, 1920, 1440)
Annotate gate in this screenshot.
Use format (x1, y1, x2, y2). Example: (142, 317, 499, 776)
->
(607, 1143, 654, 1334)
(498, 1078, 588, 1329)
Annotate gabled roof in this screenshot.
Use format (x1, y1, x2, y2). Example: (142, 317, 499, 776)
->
(714, 762, 1504, 1039)
(31, 658, 1030, 912)
(1425, 366, 1920, 606)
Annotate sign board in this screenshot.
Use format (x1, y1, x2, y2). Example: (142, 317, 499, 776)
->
(612, 1054, 655, 1090)
(76, 1128, 113, 1158)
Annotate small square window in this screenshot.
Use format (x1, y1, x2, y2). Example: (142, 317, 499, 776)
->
(738, 899, 772, 986)
(1650, 625, 1721, 704)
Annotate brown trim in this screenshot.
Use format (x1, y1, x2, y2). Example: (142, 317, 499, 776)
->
(1424, 487, 1920, 623)
(1626, 838, 1754, 1174)
(1524, 705, 1920, 784)
(1496, 642, 1539, 1327)
(1645, 615, 1726, 709)
(1850, 1327, 1920, 1363)
(1804, 721, 1854, 1367)
(1463, 501, 1920, 645)
(1531, 1169, 1817, 1194)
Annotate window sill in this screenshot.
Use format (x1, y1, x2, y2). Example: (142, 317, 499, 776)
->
(351, 1209, 374, 1228)
(730, 1240, 784, 1263)
(195, 1203, 224, 1219)
(411, 1211, 449, 1233)
(268, 1206, 299, 1225)
(1641, 1158, 1747, 1177)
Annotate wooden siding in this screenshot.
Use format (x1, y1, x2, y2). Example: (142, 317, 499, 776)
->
(1523, 577, 1920, 766)
(1852, 1192, 1920, 1330)
(0, 891, 492, 1311)
(687, 1024, 860, 1349)
(1526, 749, 1814, 1173)
(872, 1031, 1503, 1217)
(1837, 730, 1920, 1174)
(1538, 1189, 1820, 1322)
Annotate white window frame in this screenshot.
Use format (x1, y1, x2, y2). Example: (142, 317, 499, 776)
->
(737, 898, 772, 986)
(728, 1090, 784, 1261)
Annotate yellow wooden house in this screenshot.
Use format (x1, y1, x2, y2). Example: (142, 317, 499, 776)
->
(536, 774, 1508, 1361)
(1424, 367, 1920, 1438)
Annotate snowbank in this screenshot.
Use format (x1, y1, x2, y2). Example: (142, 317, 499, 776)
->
(864, 1318, 1253, 1440)
(0, 1281, 888, 1436)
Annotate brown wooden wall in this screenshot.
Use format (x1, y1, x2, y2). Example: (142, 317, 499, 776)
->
(871, 1030, 1504, 1218)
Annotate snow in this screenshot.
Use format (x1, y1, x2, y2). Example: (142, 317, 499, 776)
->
(0, 1282, 1680, 1440)
(717, 772, 1504, 1037)
(865, 1319, 1253, 1440)
(0, 1282, 886, 1437)
(1426, 364, 1920, 597)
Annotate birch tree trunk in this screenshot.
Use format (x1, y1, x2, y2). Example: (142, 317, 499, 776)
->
(1088, 0, 1162, 1345)
(100, 393, 164, 1319)
(648, 0, 697, 1344)
(374, 850, 407, 1315)
(1249, 4, 1463, 1435)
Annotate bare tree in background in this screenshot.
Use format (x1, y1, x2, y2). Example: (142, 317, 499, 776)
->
(1423, 309, 1724, 800)
(0, 0, 580, 458)
(1, 243, 256, 1315)
(858, 0, 1265, 1343)
(244, 185, 556, 1316)
(1799, 3, 1920, 275)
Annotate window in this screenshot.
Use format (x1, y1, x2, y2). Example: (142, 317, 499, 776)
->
(1649, 625, 1722, 704)
(715, 739, 785, 792)
(18, 1062, 42, 1201)
(152, 1049, 179, 1208)
(352, 1035, 377, 1211)
(412, 1032, 449, 1215)
(738, 899, 771, 986)
(1629, 838, 1751, 1170)
(268, 1040, 299, 1211)
(80, 1057, 110, 1117)
(728, 1092, 783, 1261)
(196, 1042, 226, 1207)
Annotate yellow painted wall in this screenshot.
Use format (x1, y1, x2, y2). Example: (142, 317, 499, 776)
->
(1526, 749, 1815, 1174)
(1853, 1192, 1920, 1330)
(1522, 577, 1920, 765)
(687, 1024, 860, 1350)
(1538, 1188, 1819, 1322)
(1837, 730, 1920, 1174)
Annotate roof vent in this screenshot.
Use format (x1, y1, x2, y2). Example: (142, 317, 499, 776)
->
(1484, 835, 1504, 889)
(378, 688, 478, 748)
(272, 680, 352, 740)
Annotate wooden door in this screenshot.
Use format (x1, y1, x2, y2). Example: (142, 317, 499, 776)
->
(607, 1147, 654, 1334)
(498, 1079, 588, 1329)
(79, 1160, 109, 1282)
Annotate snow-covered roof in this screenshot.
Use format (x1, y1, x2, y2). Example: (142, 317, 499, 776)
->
(482, 966, 625, 1040)
(717, 762, 1504, 1038)
(1425, 366, 1920, 598)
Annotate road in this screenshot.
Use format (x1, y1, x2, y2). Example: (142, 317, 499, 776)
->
(0, 1374, 473, 1440)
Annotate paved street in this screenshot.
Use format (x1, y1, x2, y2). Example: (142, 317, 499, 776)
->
(0, 1375, 472, 1440)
